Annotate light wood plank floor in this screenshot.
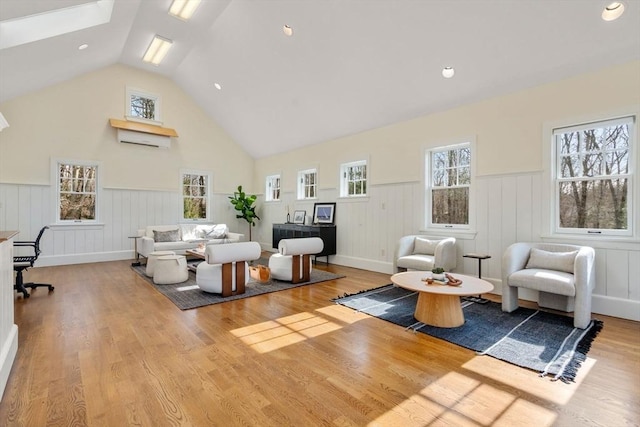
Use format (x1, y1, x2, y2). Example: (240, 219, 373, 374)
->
(1, 259, 639, 426)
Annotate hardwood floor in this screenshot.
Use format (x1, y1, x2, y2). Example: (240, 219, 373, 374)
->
(1, 259, 638, 426)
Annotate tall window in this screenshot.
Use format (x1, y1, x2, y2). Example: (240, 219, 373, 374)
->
(553, 116, 633, 236)
(55, 159, 100, 223)
(182, 170, 210, 220)
(266, 174, 281, 201)
(297, 169, 317, 199)
(340, 160, 367, 197)
(427, 144, 470, 227)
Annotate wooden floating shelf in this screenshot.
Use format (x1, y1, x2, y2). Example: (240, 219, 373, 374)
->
(109, 118, 178, 137)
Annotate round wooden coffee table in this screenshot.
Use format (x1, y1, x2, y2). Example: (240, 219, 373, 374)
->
(391, 271, 494, 328)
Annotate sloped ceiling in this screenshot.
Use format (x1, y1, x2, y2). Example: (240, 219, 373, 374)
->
(1, 0, 639, 158)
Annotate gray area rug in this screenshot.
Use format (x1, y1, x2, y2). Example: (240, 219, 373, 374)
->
(334, 284, 603, 383)
(133, 258, 344, 310)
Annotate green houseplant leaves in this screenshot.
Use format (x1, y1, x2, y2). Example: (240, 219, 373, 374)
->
(228, 185, 260, 241)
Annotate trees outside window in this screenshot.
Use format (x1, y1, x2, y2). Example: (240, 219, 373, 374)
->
(126, 87, 161, 124)
(340, 160, 367, 197)
(554, 116, 633, 235)
(55, 160, 99, 222)
(427, 144, 470, 227)
(265, 175, 281, 201)
(182, 170, 210, 220)
(298, 169, 317, 199)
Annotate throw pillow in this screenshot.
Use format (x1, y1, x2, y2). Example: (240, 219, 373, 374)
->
(153, 229, 180, 242)
(525, 248, 578, 274)
(413, 237, 438, 255)
(207, 224, 228, 239)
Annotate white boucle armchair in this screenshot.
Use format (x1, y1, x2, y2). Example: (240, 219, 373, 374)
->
(501, 242, 595, 329)
(393, 235, 457, 273)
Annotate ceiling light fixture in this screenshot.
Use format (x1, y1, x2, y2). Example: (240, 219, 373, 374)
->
(442, 67, 455, 78)
(78, 44, 88, 50)
(169, 0, 202, 20)
(283, 25, 293, 36)
(214, 83, 222, 90)
(602, 2, 625, 21)
(143, 35, 173, 65)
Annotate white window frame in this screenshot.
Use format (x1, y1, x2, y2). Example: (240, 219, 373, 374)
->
(265, 174, 281, 202)
(340, 160, 367, 198)
(181, 169, 211, 221)
(297, 168, 318, 200)
(125, 87, 162, 125)
(549, 115, 635, 238)
(425, 142, 473, 231)
(51, 158, 102, 225)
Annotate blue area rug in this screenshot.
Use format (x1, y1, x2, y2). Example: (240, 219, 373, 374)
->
(334, 284, 603, 382)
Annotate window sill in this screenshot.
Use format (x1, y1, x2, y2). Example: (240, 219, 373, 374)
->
(337, 196, 370, 203)
(540, 234, 639, 250)
(50, 222, 105, 231)
(419, 228, 477, 240)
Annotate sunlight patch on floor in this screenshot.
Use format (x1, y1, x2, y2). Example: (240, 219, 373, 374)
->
(175, 284, 199, 291)
(369, 370, 559, 427)
(462, 355, 595, 404)
(230, 312, 342, 353)
(315, 304, 372, 324)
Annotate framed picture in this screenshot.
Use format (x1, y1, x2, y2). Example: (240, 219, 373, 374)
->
(293, 210, 306, 224)
(313, 202, 336, 224)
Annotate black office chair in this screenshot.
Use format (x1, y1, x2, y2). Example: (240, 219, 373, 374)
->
(14, 226, 55, 298)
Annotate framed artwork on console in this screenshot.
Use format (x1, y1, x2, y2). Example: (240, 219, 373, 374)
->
(313, 202, 336, 224)
(293, 210, 306, 224)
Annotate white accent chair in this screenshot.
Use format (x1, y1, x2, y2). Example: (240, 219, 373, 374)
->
(196, 242, 262, 296)
(393, 235, 457, 273)
(269, 237, 324, 283)
(501, 242, 595, 329)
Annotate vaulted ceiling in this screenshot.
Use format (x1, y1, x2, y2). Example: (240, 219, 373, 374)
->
(1, 0, 639, 158)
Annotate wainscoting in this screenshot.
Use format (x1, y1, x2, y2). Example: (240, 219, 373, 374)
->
(1, 173, 638, 321)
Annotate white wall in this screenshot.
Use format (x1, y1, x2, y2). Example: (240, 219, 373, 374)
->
(0, 61, 638, 321)
(253, 60, 640, 321)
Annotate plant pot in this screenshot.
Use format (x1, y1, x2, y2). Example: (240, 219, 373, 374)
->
(432, 273, 445, 281)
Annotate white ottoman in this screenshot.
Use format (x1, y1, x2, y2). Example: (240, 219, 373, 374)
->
(153, 255, 188, 285)
(146, 250, 176, 277)
(268, 253, 313, 281)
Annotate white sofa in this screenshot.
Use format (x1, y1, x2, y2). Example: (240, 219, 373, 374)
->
(136, 224, 244, 259)
(393, 235, 457, 273)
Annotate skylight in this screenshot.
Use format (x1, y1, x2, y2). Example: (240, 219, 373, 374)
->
(0, 0, 114, 50)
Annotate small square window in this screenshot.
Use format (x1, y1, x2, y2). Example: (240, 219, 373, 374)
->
(126, 87, 162, 124)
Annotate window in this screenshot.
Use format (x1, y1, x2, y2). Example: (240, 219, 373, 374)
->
(426, 143, 470, 228)
(340, 160, 367, 197)
(265, 174, 281, 201)
(54, 159, 100, 223)
(297, 168, 317, 199)
(553, 116, 634, 236)
(126, 87, 161, 124)
(182, 170, 210, 221)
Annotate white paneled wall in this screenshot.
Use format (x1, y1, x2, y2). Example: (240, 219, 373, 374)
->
(1, 173, 638, 321)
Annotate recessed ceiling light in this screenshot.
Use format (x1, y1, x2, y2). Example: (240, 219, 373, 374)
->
(214, 83, 222, 90)
(442, 67, 455, 78)
(169, 0, 201, 21)
(78, 43, 88, 50)
(283, 25, 293, 36)
(142, 35, 173, 65)
(602, 2, 625, 21)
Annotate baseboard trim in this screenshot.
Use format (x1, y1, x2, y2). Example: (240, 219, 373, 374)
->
(0, 324, 18, 401)
(36, 251, 133, 267)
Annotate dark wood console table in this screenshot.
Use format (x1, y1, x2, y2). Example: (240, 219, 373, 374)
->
(272, 223, 336, 264)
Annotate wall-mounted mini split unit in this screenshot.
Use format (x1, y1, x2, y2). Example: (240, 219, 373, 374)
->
(117, 129, 171, 148)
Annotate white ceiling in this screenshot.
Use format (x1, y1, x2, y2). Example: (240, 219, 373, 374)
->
(1, 0, 639, 158)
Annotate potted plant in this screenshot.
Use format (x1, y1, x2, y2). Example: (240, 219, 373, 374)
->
(431, 267, 446, 281)
(229, 185, 260, 241)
